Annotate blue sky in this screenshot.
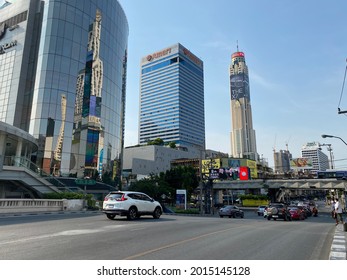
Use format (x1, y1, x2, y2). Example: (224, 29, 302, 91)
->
(121, 0, 347, 169)
(118, 0, 347, 169)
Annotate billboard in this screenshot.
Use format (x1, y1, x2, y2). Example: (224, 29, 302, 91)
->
(290, 158, 313, 169)
(230, 73, 250, 101)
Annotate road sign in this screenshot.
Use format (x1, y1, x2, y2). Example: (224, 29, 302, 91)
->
(75, 179, 96, 185)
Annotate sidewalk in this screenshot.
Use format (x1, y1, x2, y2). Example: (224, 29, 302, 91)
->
(330, 223, 347, 260)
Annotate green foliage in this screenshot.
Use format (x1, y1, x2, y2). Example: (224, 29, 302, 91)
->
(168, 141, 176, 148)
(101, 171, 114, 186)
(43, 192, 93, 201)
(164, 166, 198, 197)
(129, 166, 199, 203)
(147, 138, 164, 146)
(173, 208, 200, 214)
(129, 176, 174, 202)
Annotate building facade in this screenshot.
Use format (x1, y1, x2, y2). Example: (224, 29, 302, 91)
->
(229, 50, 257, 160)
(0, 0, 128, 179)
(139, 43, 205, 156)
(301, 142, 329, 172)
(123, 145, 199, 182)
(274, 149, 292, 174)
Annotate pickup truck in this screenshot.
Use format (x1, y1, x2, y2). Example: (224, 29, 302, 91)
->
(266, 203, 292, 221)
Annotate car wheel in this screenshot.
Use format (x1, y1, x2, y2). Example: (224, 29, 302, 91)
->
(241, 213, 244, 218)
(127, 207, 138, 220)
(153, 207, 162, 219)
(232, 213, 236, 218)
(220, 215, 223, 218)
(106, 214, 116, 220)
(267, 216, 271, 220)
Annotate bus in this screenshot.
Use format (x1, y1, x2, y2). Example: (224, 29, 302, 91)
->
(317, 170, 347, 180)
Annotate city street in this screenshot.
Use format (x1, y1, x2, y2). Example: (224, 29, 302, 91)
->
(0, 210, 335, 260)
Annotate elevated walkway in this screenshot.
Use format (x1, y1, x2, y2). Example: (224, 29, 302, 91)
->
(215, 178, 347, 190)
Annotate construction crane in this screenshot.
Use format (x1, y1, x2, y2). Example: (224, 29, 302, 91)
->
(319, 143, 334, 169)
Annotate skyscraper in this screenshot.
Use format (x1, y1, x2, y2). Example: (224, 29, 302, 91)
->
(229, 49, 257, 160)
(0, 0, 128, 179)
(139, 43, 205, 155)
(301, 142, 329, 172)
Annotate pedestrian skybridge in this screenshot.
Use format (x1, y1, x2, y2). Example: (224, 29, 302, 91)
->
(214, 179, 347, 191)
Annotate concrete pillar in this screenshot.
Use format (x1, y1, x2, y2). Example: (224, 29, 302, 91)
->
(0, 132, 6, 171)
(15, 138, 23, 166)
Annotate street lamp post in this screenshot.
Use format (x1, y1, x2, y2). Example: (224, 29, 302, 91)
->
(322, 134, 347, 146)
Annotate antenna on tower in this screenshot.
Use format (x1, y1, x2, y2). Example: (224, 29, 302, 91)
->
(338, 58, 347, 114)
(285, 136, 291, 151)
(236, 40, 239, 52)
(273, 135, 277, 153)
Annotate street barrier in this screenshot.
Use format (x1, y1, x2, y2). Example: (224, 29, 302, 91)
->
(0, 199, 84, 214)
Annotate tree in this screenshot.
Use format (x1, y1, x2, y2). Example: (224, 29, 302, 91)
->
(164, 166, 199, 200)
(128, 174, 174, 203)
(147, 138, 164, 146)
(168, 141, 176, 148)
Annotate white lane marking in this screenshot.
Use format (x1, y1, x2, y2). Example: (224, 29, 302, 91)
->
(0, 225, 128, 245)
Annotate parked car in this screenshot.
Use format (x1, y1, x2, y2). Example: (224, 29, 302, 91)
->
(257, 205, 268, 216)
(288, 206, 305, 220)
(266, 203, 292, 221)
(219, 205, 244, 218)
(102, 191, 162, 220)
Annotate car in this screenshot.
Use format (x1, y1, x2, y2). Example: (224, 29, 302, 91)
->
(288, 206, 305, 220)
(266, 203, 292, 221)
(218, 205, 244, 218)
(102, 191, 162, 220)
(257, 205, 268, 216)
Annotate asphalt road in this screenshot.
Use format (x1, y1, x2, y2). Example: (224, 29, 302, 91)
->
(0, 210, 335, 260)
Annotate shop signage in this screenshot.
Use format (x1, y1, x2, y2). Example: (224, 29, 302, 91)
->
(146, 48, 172, 61)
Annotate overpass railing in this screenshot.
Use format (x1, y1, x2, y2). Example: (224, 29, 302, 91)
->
(0, 199, 85, 214)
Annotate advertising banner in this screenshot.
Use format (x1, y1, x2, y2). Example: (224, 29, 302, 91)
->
(230, 73, 250, 101)
(239, 166, 250, 180)
(290, 158, 313, 169)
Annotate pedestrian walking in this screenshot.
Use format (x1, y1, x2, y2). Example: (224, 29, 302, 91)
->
(334, 198, 343, 225)
(331, 199, 335, 219)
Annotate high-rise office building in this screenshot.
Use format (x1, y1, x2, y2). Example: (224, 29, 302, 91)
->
(0, 0, 128, 178)
(301, 142, 329, 172)
(139, 43, 205, 155)
(229, 49, 257, 160)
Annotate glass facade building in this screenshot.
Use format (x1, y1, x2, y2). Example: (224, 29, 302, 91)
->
(0, 0, 128, 178)
(139, 43, 205, 154)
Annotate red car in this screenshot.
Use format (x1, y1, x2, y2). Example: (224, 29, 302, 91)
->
(288, 207, 305, 220)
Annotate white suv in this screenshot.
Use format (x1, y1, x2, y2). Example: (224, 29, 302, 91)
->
(102, 191, 162, 220)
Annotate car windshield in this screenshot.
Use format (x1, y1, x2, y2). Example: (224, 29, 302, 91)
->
(270, 204, 284, 208)
(107, 193, 123, 200)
